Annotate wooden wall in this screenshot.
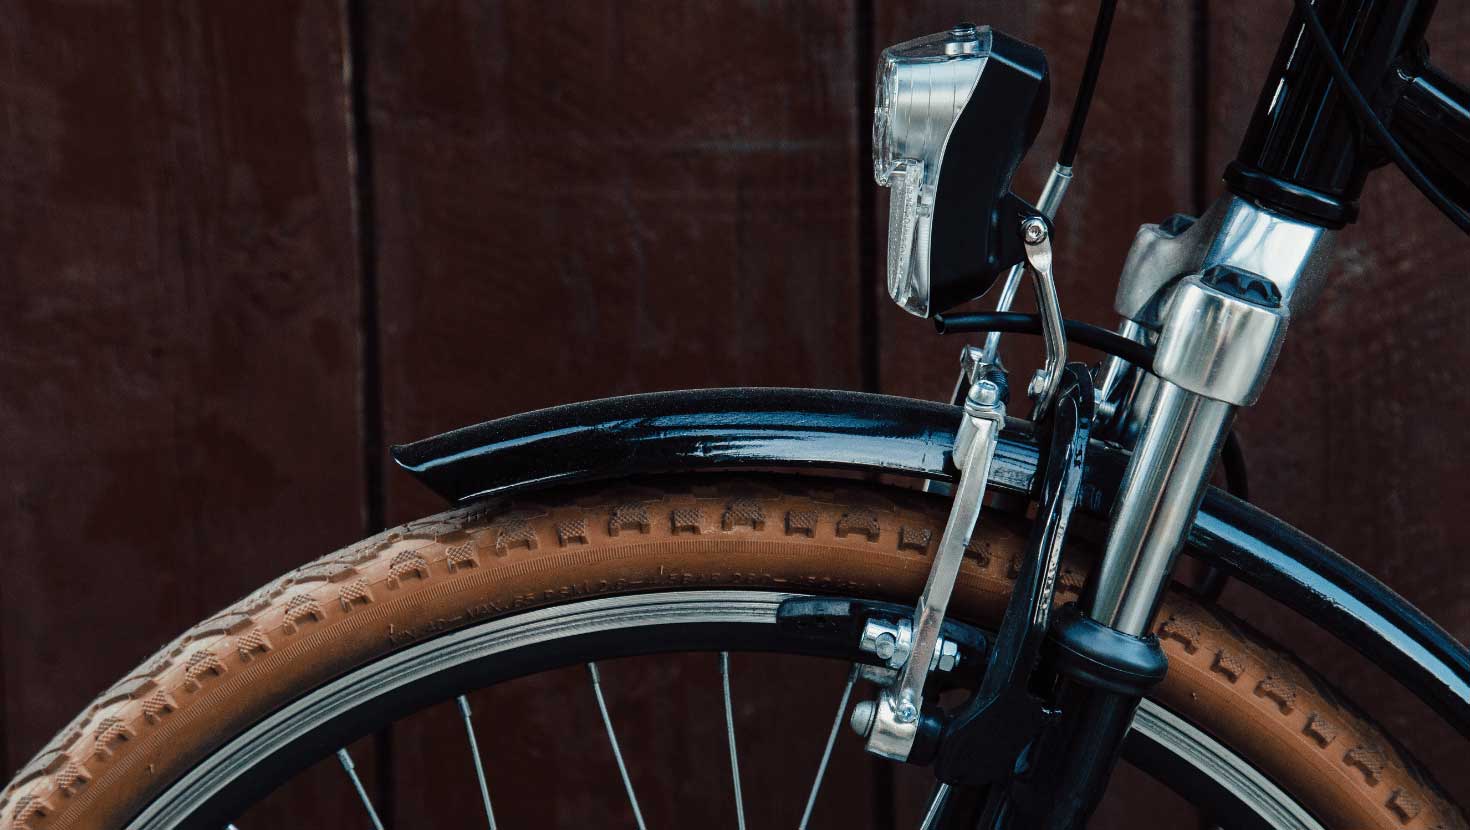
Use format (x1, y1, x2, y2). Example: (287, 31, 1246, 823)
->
(1, 1, 1466, 826)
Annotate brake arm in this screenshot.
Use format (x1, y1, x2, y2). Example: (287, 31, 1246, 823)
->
(862, 372, 1008, 761)
(933, 362, 1096, 784)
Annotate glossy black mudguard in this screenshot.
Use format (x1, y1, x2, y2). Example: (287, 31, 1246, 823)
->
(391, 388, 1470, 736)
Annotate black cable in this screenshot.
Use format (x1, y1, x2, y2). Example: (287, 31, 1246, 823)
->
(1057, 0, 1119, 167)
(1292, 0, 1470, 234)
(934, 311, 1155, 372)
(1220, 430, 1251, 503)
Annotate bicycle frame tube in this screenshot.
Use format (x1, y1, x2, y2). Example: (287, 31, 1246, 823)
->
(391, 388, 1470, 738)
(1226, 0, 1439, 226)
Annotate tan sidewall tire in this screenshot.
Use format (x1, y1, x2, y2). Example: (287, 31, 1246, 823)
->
(1, 478, 1463, 829)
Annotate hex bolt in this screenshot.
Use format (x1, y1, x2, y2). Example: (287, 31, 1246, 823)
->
(1022, 217, 1048, 245)
(967, 378, 1003, 410)
(850, 699, 877, 737)
(1028, 369, 1047, 399)
(874, 632, 897, 661)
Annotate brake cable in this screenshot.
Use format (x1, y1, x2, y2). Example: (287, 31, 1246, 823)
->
(1058, 0, 1118, 168)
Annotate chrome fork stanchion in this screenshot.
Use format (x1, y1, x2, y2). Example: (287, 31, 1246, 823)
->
(1090, 195, 1332, 634)
(1089, 383, 1235, 633)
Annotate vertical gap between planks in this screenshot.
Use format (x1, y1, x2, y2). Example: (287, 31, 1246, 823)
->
(345, 0, 393, 821)
(0, 549, 7, 779)
(1190, 0, 1213, 216)
(854, 3, 896, 825)
(855, 0, 880, 394)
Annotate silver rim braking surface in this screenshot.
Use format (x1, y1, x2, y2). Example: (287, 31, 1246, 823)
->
(128, 590, 1321, 829)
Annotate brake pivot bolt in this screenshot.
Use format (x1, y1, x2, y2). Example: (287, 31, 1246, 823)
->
(1022, 217, 1048, 244)
(874, 632, 897, 660)
(895, 700, 919, 723)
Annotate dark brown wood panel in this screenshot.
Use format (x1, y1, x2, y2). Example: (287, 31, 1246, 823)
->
(366, 1, 870, 825)
(0, 0, 371, 819)
(1205, 2, 1470, 809)
(371, 0, 865, 519)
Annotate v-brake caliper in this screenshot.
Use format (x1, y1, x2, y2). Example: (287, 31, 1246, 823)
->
(850, 217, 1086, 772)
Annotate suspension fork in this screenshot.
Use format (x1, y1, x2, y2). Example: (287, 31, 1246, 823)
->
(990, 195, 1335, 827)
(1096, 195, 1332, 629)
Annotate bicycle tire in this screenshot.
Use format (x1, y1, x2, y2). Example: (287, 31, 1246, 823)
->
(1, 476, 1462, 829)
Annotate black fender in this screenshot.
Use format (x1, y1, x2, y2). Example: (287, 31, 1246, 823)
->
(392, 387, 1470, 736)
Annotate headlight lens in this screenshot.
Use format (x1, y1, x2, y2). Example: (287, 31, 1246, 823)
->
(873, 25, 991, 317)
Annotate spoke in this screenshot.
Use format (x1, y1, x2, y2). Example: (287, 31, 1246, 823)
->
(588, 662, 648, 830)
(797, 664, 859, 830)
(457, 695, 499, 830)
(720, 652, 747, 830)
(336, 748, 387, 830)
(917, 783, 952, 830)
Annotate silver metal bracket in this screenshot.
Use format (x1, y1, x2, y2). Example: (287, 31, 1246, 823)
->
(1021, 217, 1068, 421)
(859, 618, 961, 673)
(982, 162, 1073, 368)
(858, 377, 1006, 761)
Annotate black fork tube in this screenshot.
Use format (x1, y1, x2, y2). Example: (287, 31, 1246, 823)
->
(1225, 0, 1438, 227)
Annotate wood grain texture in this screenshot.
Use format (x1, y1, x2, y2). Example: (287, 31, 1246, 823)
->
(369, 0, 865, 519)
(0, 0, 371, 820)
(363, 1, 873, 825)
(1204, 2, 1470, 810)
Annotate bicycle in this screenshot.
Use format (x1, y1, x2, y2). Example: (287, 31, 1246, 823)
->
(4, 0, 1469, 828)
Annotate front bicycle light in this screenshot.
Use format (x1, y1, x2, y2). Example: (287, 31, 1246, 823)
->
(873, 24, 1050, 318)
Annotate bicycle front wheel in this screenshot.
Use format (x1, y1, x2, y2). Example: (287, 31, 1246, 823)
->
(2, 476, 1463, 829)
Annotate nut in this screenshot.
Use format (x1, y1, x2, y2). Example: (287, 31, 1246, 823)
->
(936, 640, 961, 672)
(1028, 369, 1047, 399)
